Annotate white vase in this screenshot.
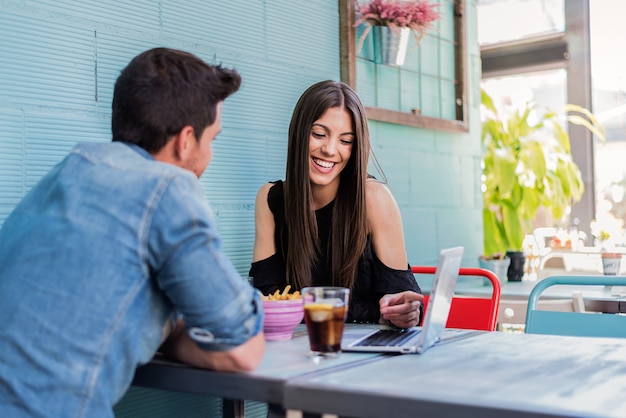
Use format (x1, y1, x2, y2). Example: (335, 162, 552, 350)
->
(374, 26, 410, 66)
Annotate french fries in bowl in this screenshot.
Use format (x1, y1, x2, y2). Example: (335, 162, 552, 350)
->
(261, 285, 301, 301)
(262, 285, 304, 341)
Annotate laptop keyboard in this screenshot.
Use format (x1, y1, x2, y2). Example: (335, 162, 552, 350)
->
(354, 329, 421, 347)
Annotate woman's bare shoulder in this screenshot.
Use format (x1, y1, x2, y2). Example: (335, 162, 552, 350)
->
(365, 179, 407, 268)
(257, 182, 274, 196)
(365, 178, 397, 211)
(256, 181, 280, 203)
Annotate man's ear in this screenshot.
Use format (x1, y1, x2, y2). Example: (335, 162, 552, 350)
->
(173, 126, 197, 162)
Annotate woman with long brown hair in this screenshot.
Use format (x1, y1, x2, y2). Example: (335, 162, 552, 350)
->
(250, 80, 423, 329)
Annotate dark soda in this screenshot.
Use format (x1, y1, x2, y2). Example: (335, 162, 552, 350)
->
(303, 302, 346, 354)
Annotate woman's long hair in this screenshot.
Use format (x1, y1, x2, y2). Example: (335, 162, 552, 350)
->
(283, 80, 370, 292)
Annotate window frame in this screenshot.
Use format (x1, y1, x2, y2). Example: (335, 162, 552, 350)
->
(339, 0, 468, 132)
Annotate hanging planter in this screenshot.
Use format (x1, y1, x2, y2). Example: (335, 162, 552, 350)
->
(354, 0, 440, 66)
(373, 26, 411, 66)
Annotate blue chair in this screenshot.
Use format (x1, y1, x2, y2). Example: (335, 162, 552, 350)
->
(525, 275, 626, 338)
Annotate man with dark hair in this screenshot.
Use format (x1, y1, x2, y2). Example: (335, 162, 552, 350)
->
(0, 48, 265, 417)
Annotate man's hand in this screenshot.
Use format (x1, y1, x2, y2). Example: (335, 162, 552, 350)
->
(160, 318, 265, 372)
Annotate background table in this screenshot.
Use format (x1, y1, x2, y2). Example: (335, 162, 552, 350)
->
(419, 274, 626, 331)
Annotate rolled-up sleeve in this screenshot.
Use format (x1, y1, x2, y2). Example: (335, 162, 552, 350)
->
(146, 174, 264, 351)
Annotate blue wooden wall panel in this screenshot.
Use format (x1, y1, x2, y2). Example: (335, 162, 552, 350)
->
(266, 1, 339, 67)
(355, 58, 377, 106)
(376, 66, 400, 110)
(428, 154, 467, 207)
(399, 70, 421, 113)
(266, 135, 288, 181)
(440, 40, 456, 80)
(161, 1, 266, 56)
(439, 0, 456, 41)
(441, 79, 457, 119)
(0, 13, 95, 108)
(370, 121, 438, 152)
(24, 114, 109, 184)
(0, 0, 483, 273)
(213, 209, 256, 276)
(402, 39, 421, 72)
(421, 75, 441, 118)
(420, 35, 439, 77)
(201, 132, 270, 204)
(370, 143, 412, 204)
(368, 126, 482, 265)
(402, 208, 440, 265)
(32, 0, 161, 31)
(438, 207, 484, 250)
(0, 0, 485, 415)
(223, 58, 319, 132)
(0, 110, 25, 226)
(411, 152, 449, 206)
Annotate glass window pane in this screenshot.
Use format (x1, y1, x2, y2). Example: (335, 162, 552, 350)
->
(591, 0, 626, 246)
(481, 69, 567, 118)
(477, 0, 565, 46)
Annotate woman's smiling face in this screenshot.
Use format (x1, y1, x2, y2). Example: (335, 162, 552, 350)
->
(308, 106, 354, 190)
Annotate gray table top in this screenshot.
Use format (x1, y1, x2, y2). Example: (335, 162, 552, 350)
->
(132, 324, 387, 404)
(284, 331, 626, 418)
(134, 325, 626, 417)
(132, 324, 475, 406)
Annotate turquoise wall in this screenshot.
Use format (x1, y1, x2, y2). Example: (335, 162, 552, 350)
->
(0, 0, 483, 416)
(0, 0, 484, 269)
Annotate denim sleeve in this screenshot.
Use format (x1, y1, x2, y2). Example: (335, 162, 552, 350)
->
(146, 173, 263, 351)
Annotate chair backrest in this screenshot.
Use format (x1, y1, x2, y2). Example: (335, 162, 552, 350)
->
(525, 275, 626, 338)
(412, 266, 501, 331)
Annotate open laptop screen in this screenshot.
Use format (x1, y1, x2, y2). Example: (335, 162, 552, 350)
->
(343, 246, 464, 354)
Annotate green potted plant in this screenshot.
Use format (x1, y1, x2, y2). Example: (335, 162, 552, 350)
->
(480, 89, 605, 281)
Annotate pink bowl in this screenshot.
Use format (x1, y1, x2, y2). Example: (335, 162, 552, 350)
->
(262, 299, 304, 341)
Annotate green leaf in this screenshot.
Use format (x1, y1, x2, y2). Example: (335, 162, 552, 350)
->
(502, 201, 524, 251)
(492, 148, 517, 198)
(551, 121, 571, 153)
(483, 209, 505, 256)
(521, 140, 547, 184)
(565, 104, 607, 142)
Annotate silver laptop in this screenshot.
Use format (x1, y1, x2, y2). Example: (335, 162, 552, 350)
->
(342, 246, 464, 354)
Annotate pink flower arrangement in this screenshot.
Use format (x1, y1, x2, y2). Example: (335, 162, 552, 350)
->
(354, 0, 440, 52)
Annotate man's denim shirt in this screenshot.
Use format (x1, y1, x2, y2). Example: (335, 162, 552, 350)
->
(0, 142, 264, 417)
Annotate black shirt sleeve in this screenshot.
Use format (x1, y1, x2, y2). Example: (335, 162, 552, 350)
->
(248, 253, 286, 296)
(348, 247, 423, 323)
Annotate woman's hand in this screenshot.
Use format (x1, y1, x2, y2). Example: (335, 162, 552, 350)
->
(379, 291, 424, 329)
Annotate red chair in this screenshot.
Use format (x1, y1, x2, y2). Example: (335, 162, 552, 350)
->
(411, 266, 502, 331)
